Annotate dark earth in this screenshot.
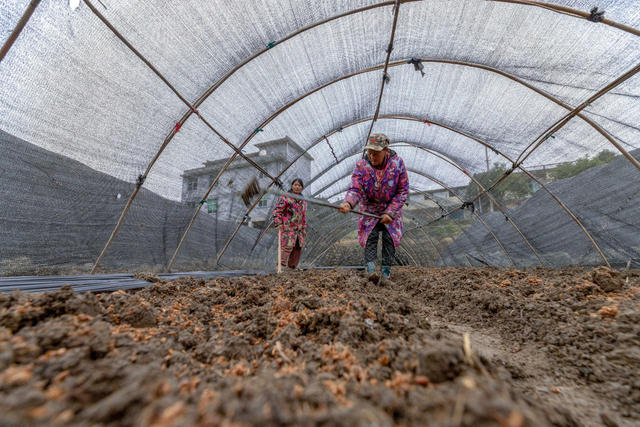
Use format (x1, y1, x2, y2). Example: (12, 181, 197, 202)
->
(0, 266, 638, 426)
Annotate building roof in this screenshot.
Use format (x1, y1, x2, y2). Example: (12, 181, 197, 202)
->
(255, 136, 314, 161)
(182, 136, 313, 176)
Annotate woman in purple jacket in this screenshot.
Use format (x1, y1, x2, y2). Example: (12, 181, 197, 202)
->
(338, 133, 409, 278)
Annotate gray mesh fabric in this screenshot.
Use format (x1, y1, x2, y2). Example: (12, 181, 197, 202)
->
(1, 0, 639, 274)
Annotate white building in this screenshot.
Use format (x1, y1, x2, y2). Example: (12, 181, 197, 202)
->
(181, 137, 313, 227)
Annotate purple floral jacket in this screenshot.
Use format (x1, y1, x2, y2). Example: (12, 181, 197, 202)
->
(273, 196, 307, 248)
(344, 150, 409, 248)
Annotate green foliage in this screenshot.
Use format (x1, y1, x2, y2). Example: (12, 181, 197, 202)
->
(550, 150, 616, 180)
(426, 218, 472, 241)
(462, 150, 618, 211)
(464, 163, 532, 208)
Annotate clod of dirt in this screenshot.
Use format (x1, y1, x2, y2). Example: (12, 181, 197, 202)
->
(0, 286, 103, 333)
(600, 412, 619, 427)
(416, 343, 466, 383)
(103, 293, 158, 328)
(591, 267, 624, 292)
(598, 305, 619, 319)
(133, 272, 165, 283)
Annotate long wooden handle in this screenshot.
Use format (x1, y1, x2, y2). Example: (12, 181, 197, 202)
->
(277, 228, 282, 274)
(269, 189, 381, 219)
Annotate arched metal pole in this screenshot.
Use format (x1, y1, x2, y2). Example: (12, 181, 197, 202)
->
(304, 200, 449, 267)
(215, 111, 608, 268)
(0, 0, 41, 63)
(407, 185, 489, 266)
(306, 217, 423, 267)
(309, 223, 422, 267)
(83, 0, 293, 272)
(298, 56, 640, 190)
(71, 0, 633, 271)
(394, 142, 546, 265)
(365, 0, 400, 140)
(403, 214, 449, 267)
(451, 62, 640, 227)
(487, 0, 640, 37)
(299, 116, 610, 266)
(89, 1, 414, 272)
(306, 219, 356, 261)
(397, 234, 421, 266)
(160, 53, 625, 270)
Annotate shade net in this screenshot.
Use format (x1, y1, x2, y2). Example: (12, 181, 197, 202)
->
(1, 0, 639, 275)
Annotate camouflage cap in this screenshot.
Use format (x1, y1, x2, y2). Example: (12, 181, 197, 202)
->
(364, 133, 390, 151)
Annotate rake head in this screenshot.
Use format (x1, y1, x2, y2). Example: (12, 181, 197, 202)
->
(241, 176, 262, 207)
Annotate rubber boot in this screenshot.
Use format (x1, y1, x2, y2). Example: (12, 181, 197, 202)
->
(366, 261, 375, 273)
(381, 266, 391, 279)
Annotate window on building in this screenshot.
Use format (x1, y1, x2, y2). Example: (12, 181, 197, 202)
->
(187, 178, 197, 191)
(258, 198, 268, 208)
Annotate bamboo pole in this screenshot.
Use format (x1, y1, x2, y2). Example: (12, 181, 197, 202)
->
(393, 143, 545, 266)
(293, 116, 609, 266)
(0, 0, 41, 63)
(488, 0, 640, 37)
(365, 0, 401, 140)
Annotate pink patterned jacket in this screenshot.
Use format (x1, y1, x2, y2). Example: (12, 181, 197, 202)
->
(273, 196, 307, 248)
(344, 150, 409, 248)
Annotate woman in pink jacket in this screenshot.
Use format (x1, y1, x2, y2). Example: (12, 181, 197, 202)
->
(273, 178, 307, 270)
(339, 133, 409, 279)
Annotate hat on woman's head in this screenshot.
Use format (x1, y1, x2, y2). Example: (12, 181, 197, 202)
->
(364, 133, 390, 151)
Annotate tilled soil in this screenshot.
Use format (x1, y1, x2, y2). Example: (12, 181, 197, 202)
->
(0, 267, 638, 426)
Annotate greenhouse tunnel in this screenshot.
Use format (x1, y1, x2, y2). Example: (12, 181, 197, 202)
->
(1, 1, 640, 425)
(1, 0, 640, 277)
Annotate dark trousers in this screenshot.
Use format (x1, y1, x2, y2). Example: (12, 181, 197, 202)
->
(281, 238, 302, 269)
(364, 222, 395, 266)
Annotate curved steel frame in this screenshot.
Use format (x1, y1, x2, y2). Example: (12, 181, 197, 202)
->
(297, 208, 428, 266)
(446, 62, 640, 230)
(365, 0, 400, 141)
(223, 113, 609, 266)
(88, 0, 419, 272)
(201, 51, 625, 268)
(305, 180, 505, 268)
(0, 0, 41, 63)
(406, 185, 487, 266)
(206, 45, 636, 267)
(303, 189, 489, 268)
(243, 203, 448, 268)
(330, 189, 462, 267)
(81, 0, 636, 271)
(304, 117, 610, 266)
(488, 0, 640, 37)
(398, 143, 543, 266)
